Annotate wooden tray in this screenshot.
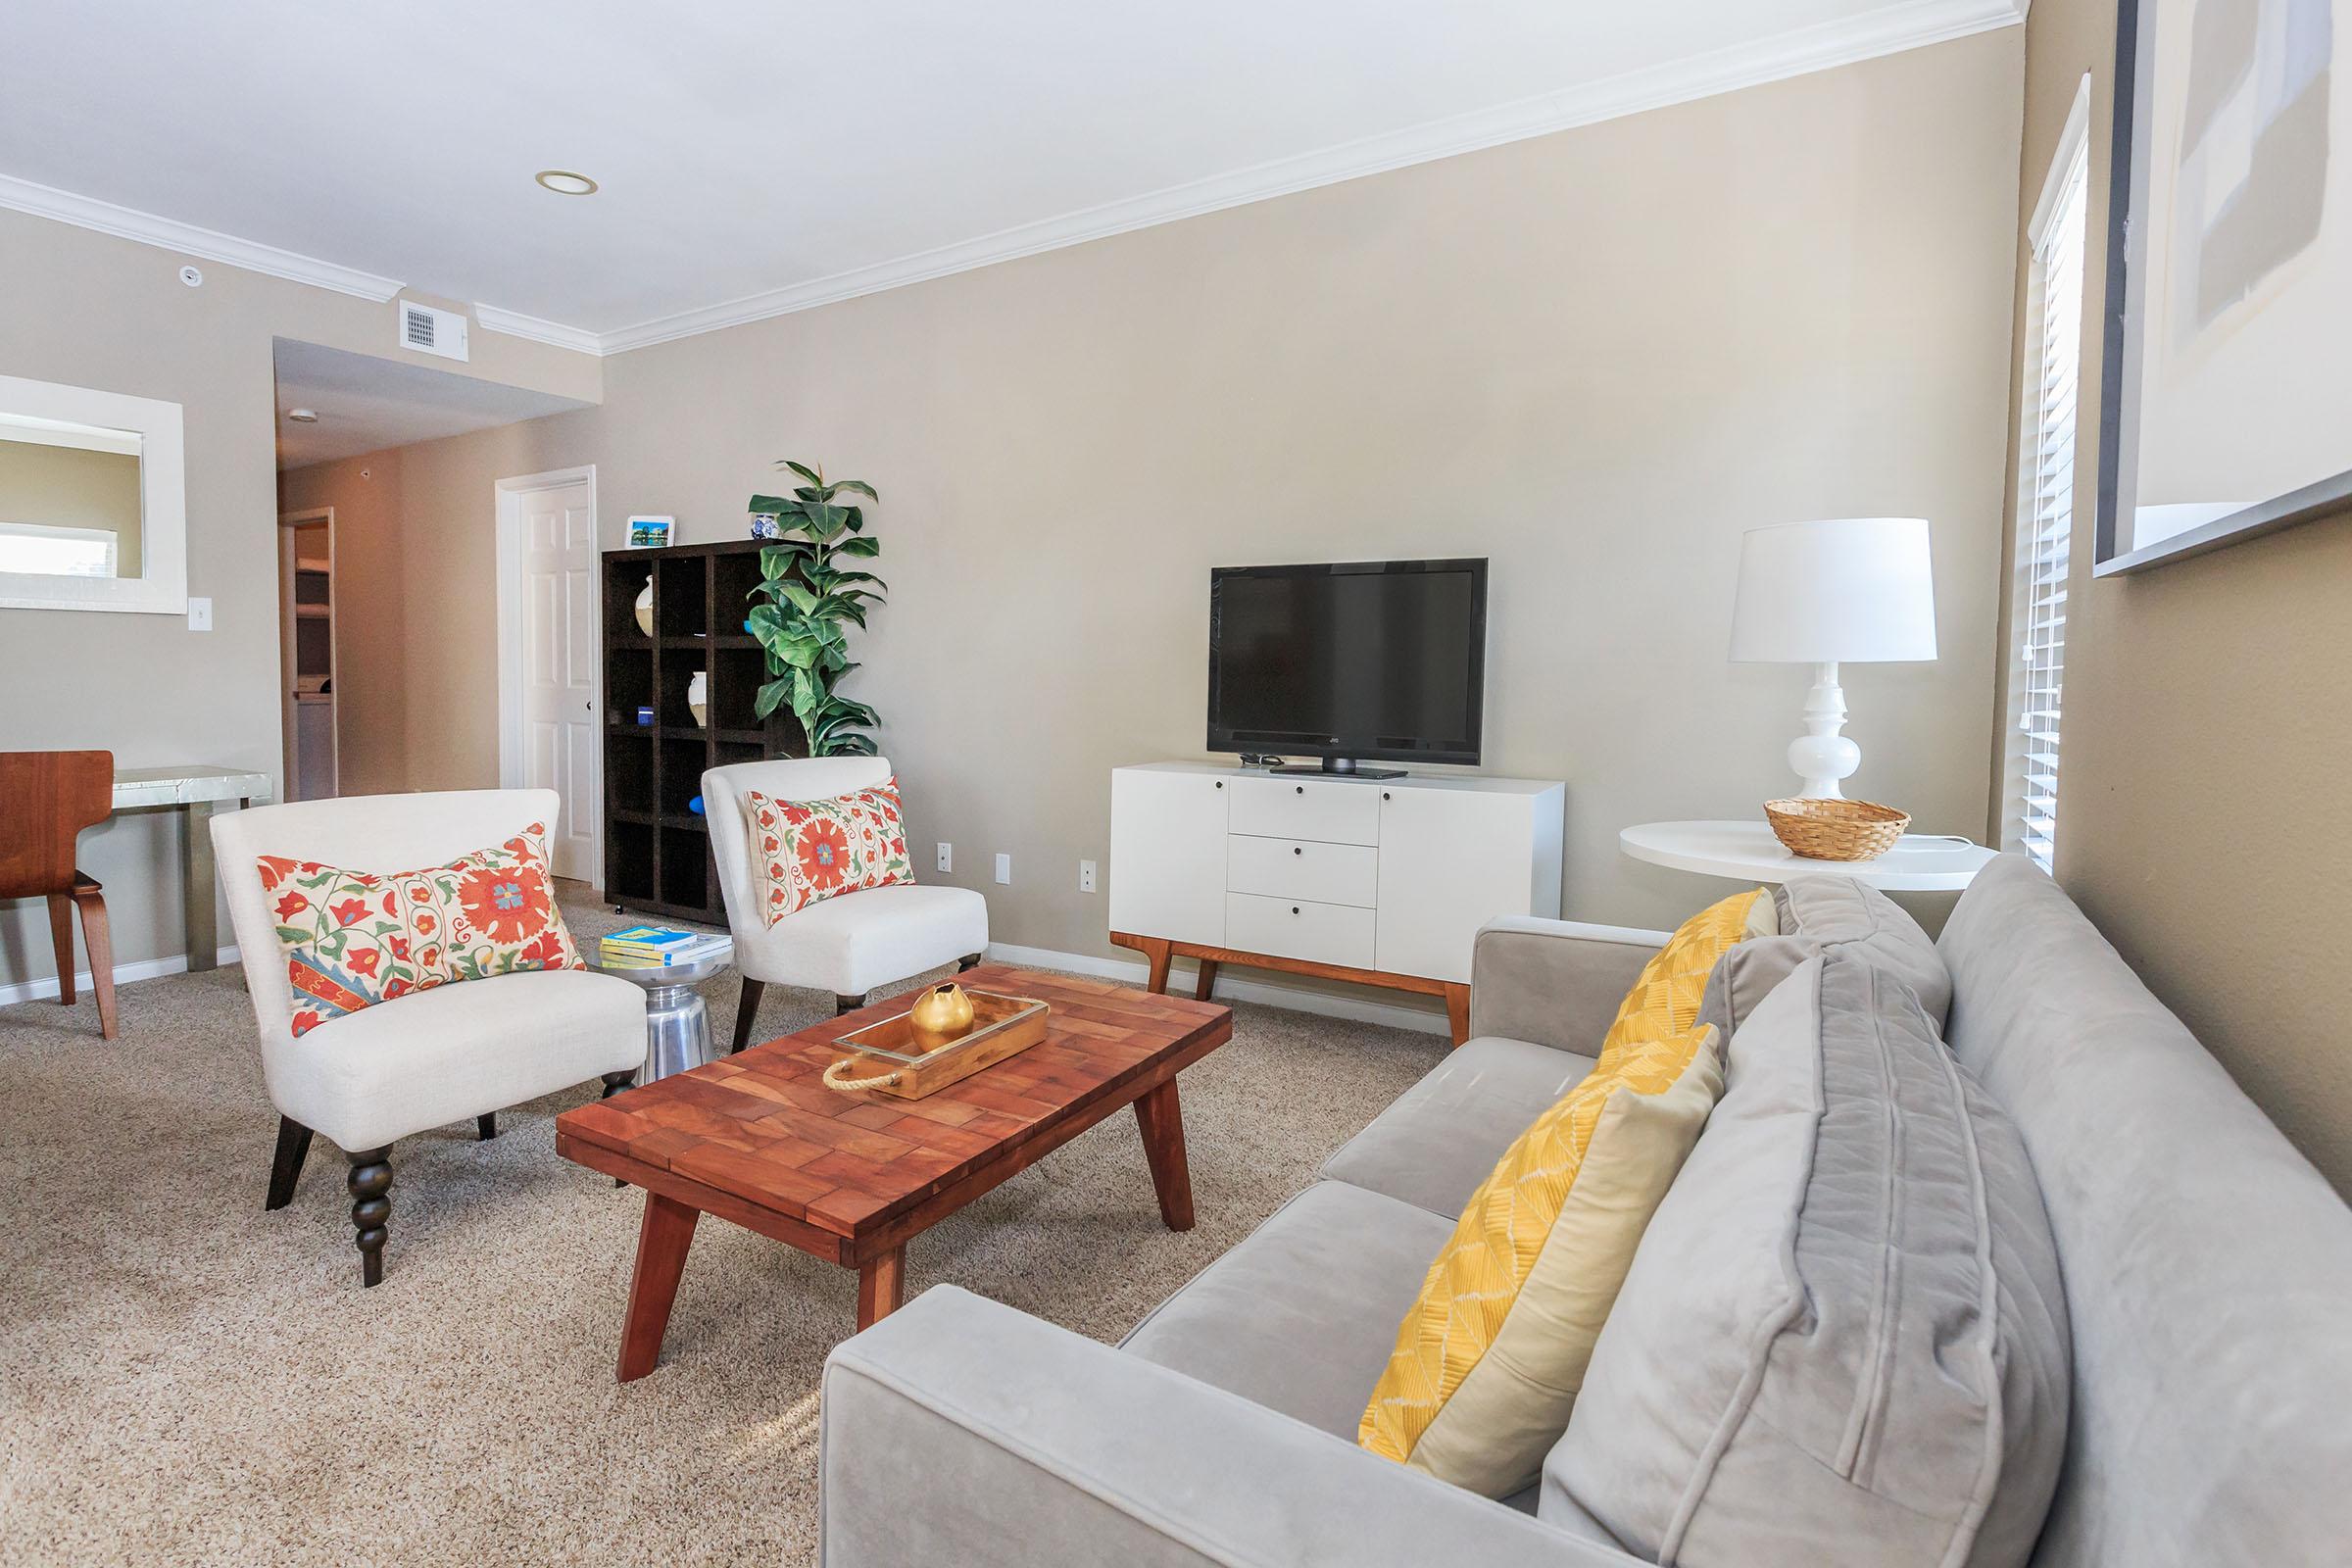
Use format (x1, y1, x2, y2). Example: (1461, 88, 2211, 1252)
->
(822, 990, 1050, 1100)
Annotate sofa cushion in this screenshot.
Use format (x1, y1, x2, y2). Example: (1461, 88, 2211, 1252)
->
(1320, 1037, 1596, 1218)
(1360, 1025, 1725, 1496)
(1548, 951, 2069, 1568)
(1122, 1180, 1453, 1442)
(1776, 875, 1951, 1024)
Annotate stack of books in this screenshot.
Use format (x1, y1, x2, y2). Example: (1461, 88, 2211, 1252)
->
(599, 925, 730, 969)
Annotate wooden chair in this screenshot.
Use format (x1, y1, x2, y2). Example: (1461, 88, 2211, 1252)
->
(0, 751, 118, 1039)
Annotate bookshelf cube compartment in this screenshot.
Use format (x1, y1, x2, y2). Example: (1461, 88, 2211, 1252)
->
(660, 825, 711, 909)
(607, 819, 656, 904)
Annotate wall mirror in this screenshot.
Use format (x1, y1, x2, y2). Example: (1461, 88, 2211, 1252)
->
(0, 373, 186, 613)
(2098, 0, 2352, 573)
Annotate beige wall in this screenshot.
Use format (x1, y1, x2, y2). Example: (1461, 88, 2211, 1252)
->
(363, 32, 2023, 1019)
(0, 209, 599, 993)
(0, 441, 145, 575)
(2000, 0, 2352, 1194)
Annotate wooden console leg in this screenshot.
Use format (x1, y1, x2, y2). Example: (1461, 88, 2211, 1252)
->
(856, 1246, 906, 1331)
(617, 1194, 700, 1382)
(1138, 937, 1173, 995)
(1443, 983, 1471, 1048)
(1134, 1078, 1195, 1231)
(1192, 959, 1220, 1002)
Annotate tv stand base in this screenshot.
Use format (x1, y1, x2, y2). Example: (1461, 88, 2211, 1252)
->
(1264, 758, 1405, 779)
(1110, 932, 1470, 1046)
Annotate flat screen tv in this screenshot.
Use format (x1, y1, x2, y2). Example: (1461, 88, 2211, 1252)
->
(1206, 559, 1487, 776)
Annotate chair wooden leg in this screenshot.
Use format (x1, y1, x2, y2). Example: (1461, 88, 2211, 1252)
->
(730, 977, 766, 1054)
(835, 993, 867, 1016)
(346, 1147, 393, 1288)
(477, 1112, 498, 1141)
(72, 880, 117, 1040)
(956, 953, 982, 973)
(601, 1069, 637, 1100)
(266, 1116, 313, 1210)
(45, 893, 75, 1005)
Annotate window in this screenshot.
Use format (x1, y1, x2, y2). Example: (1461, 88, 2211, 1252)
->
(0, 520, 119, 578)
(2007, 81, 2091, 874)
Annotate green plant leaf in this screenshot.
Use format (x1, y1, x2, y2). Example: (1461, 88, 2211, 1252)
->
(748, 495, 800, 517)
(775, 582, 820, 613)
(754, 676, 794, 718)
(781, 460, 823, 485)
(838, 535, 881, 559)
(831, 479, 878, 501)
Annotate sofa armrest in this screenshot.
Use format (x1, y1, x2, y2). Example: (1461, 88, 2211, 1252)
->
(820, 1286, 1640, 1568)
(1467, 916, 1668, 1054)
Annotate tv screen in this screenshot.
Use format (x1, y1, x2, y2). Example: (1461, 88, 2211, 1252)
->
(1206, 559, 1487, 769)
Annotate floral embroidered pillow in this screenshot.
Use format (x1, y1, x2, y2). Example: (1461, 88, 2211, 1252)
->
(744, 778, 916, 924)
(259, 822, 585, 1037)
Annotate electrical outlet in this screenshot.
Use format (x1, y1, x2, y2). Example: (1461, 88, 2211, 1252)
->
(936, 842, 953, 873)
(994, 853, 1012, 885)
(186, 597, 213, 631)
(1079, 858, 1097, 894)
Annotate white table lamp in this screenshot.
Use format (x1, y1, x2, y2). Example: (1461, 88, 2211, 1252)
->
(1729, 517, 1936, 799)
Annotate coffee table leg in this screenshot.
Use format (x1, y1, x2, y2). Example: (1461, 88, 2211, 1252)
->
(1134, 1078, 1195, 1232)
(617, 1193, 700, 1383)
(856, 1246, 906, 1331)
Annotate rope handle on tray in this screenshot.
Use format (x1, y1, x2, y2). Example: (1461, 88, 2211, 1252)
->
(822, 1057, 905, 1093)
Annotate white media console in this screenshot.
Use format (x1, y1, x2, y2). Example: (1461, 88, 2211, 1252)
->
(1107, 762, 1565, 1042)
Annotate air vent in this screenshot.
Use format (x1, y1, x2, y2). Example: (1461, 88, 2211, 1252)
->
(396, 300, 469, 362)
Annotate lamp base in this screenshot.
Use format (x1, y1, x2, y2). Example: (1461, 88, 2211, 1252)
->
(1787, 662, 1860, 799)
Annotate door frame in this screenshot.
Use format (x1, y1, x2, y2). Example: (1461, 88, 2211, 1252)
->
(276, 506, 338, 801)
(494, 465, 602, 890)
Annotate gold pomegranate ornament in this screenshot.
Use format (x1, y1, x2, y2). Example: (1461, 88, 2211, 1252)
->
(906, 982, 976, 1051)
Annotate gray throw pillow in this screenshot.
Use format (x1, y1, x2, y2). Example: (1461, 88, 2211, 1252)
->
(1774, 876, 1951, 1024)
(1543, 952, 2070, 1568)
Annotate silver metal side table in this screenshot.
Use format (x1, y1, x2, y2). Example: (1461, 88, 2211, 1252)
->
(588, 942, 736, 1084)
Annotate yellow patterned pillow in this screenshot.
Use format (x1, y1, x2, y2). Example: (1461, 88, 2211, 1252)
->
(1359, 1025, 1726, 1495)
(1594, 888, 1772, 1064)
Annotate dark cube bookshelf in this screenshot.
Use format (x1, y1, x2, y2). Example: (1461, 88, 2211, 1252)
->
(602, 538, 797, 923)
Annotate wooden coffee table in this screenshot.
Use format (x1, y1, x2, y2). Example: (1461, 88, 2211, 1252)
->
(555, 964, 1233, 1381)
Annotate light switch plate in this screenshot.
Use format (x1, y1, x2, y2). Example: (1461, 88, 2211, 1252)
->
(186, 597, 213, 631)
(994, 853, 1011, 885)
(936, 842, 953, 873)
(1079, 859, 1097, 894)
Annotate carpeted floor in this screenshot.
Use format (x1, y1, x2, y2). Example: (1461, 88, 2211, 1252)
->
(0, 896, 1441, 1565)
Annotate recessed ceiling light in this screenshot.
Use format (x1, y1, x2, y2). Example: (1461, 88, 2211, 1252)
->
(286, 408, 319, 423)
(535, 170, 599, 196)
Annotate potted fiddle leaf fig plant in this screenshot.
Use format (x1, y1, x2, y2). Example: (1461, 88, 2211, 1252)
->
(745, 461, 887, 756)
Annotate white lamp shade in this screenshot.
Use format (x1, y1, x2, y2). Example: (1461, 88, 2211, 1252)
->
(1728, 516, 1937, 663)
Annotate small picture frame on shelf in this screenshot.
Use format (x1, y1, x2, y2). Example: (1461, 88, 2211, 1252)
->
(627, 515, 676, 548)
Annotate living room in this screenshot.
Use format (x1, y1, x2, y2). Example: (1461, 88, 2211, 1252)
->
(3, 2, 2348, 1564)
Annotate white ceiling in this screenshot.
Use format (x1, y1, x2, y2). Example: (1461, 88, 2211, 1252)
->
(4, 0, 2022, 355)
(272, 340, 591, 468)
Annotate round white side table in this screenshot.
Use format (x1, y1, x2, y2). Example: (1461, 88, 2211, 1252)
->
(1619, 819, 1998, 892)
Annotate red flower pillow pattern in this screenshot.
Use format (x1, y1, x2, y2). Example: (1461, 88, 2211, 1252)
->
(745, 778, 915, 924)
(260, 823, 584, 1037)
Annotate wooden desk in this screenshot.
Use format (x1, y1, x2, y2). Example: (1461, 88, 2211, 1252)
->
(112, 766, 272, 972)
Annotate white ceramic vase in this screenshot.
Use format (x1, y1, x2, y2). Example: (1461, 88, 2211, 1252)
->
(687, 670, 709, 728)
(634, 578, 655, 636)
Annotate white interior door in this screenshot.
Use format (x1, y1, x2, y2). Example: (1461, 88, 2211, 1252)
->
(515, 480, 599, 881)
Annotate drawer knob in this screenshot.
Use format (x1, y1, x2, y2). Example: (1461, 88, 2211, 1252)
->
(1214, 781, 1223, 790)
(1293, 846, 1302, 856)
(1382, 792, 1392, 801)
(1294, 785, 1303, 795)
(1292, 906, 1300, 914)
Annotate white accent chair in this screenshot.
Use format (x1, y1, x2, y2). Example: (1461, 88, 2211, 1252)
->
(214, 789, 645, 1287)
(704, 758, 990, 1052)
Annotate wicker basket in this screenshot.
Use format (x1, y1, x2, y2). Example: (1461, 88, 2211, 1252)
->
(1763, 797, 1909, 861)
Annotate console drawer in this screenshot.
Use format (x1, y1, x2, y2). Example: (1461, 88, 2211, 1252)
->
(1228, 776, 1381, 846)
(1227, 834, 1379, 907)
(1225, 893, 1376, 969)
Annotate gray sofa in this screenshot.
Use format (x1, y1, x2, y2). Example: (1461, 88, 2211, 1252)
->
(819, 857, 2352, 1564)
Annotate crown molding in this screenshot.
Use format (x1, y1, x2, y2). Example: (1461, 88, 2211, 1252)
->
(473, 303, 606, 356)
(595, 0, 2027, 354)
(1, 0, 2025, 354)
(0, 172, 404, 302)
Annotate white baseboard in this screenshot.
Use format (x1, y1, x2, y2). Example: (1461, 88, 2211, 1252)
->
(983, 941, 1450, 1037)
(0, 945, 241, 1008)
